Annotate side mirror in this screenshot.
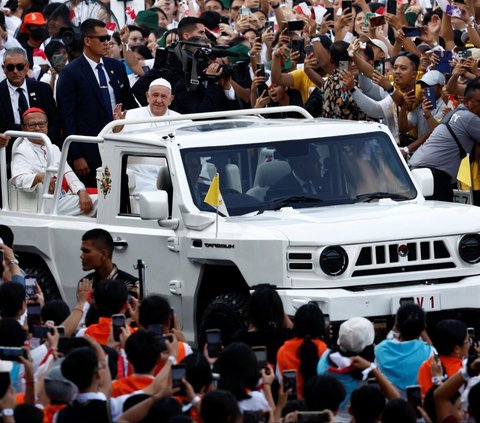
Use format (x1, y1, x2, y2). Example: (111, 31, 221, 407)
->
(411, 168, 434, 198)
(139, 191, 169, 220)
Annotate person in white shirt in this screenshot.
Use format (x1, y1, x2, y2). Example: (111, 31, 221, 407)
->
(10, 107, 97, 216)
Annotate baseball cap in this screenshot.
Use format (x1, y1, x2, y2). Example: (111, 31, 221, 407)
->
(0, 361, 13, 373)
(135, 10, 159, 31)
(149, 78, 172, 91)
(44, 359, 78, 404)
(417, 70, 445, 86)
(359, 35, 389, 58)
(337, 317, 375, 353)
(20, 12, 47, 33)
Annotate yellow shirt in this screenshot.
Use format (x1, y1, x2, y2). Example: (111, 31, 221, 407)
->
(291, 69, 318, 104)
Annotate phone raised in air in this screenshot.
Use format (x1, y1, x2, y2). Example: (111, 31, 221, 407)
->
(205, 328, 222, 358)
(341, 0, 352, 12)
(369, 15, 385, 27)
(374, 60, 385, 75)
(402, 26, 421, 37)
(338, 60, 349, 72)
(172, 364, 186, 395)
(423, 87, 437, 109)
(406, 385, 422, 417)
(286, 20, 304, 33)
(0, 347, 28, 362)
(111, 314, 126, 342)
(25, 276, 37, 300)
(252, 346, 267, 371)
(282, 369, 298, 400)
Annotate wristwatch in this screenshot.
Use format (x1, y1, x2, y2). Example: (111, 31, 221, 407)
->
(1, 409, 14, 417)
(8, 258, 19, 266)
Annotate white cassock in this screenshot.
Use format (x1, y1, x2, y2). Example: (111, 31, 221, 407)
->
(10, 138, 98, 216)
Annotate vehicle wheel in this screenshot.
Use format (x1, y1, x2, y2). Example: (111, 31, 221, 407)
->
(23, 266, 61, 301)
(200, 292, 249, 347)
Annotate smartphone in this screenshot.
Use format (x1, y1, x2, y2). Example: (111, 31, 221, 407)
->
(468, 327, 476, 357)
(0, 347, 28, 362)
(0, 373, 10, 399)
(25, 276, 37, 299)
(287, 20, 304, 33)
(27, 303, 42, 329)
(283, 370, 298, 400)
(339, 60, 349, 72)
(148, 324, 163, 336)
(112, 314, 126, 342)
(265, 21, 274, 32)
(169, 307, 175, 331)
(369, 15, 386, 27)
(240, 6, 252, 16)
(252, 346, 267, 370)
(172, 364, 186, 395)
(206, 328, 222, 358)
(32, 325, 53, 341)
(282, 49, 293, 71)
(325, 6, 334, 20)
(220, 16, 230, 24)
(402, 26, 421, 37)
(291, 39, 305, 62)
(387, 0, 397, 15)
(374, 60, 385, 75)
(406, 385, 422, 417)
(373, 319, 388, 342)
(56, 326, 65, 337)
(297, 411, 330, 422)
(341, 0, 352, 12)
(256, 63, 266, 77)
(436, 51, 453, 74)
(423, 87, 437, 109)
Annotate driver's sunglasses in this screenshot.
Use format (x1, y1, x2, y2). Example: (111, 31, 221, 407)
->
(4, 63, 26, 72)
(88, 35, 111, 43)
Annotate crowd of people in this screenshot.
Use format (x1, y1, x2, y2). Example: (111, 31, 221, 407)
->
(1, 223, 480, 423)
(1, 0, 480, 204)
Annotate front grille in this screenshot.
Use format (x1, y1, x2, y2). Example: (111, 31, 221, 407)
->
(288, 252, 313, 271)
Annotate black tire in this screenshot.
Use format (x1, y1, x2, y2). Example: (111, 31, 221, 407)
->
(23, 266, 61, 301)
(200, 292, 249, 347)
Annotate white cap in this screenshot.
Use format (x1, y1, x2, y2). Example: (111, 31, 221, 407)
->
(0, 360, 13, 373)
(149, 78, 172, 91)
(418, 70, 445, 86)
(337, 317, 375, 353)
(359, 35, 389, 58)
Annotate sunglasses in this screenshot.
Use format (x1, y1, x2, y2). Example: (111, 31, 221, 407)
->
(4, 63, 26, 72)
(88, 35, 111, 42)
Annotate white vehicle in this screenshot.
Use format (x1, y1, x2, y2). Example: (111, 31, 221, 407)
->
(2, 107, 480, 344)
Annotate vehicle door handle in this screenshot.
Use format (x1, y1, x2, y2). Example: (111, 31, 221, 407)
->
(114, 239, 128, 248)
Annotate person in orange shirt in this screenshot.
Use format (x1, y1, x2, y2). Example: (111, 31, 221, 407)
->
(112, 330, 163, 397)
(276, 302, 327, 399)
(418, 319, 470, 396)
(83, 279, 129, 345)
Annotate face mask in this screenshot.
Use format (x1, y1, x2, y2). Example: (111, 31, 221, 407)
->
(29, 27, 46, 41)
(51, 53, 66, 68)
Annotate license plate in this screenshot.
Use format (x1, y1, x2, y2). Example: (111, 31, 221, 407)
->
(391, 294, 441, 313)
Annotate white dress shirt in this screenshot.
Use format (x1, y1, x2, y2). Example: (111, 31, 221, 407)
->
(83, 53, 116, 112)
(7, 79, 29, 125)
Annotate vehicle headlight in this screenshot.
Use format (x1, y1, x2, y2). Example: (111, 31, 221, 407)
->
(459, 234, 480, 264)
(320, 246, 348, 276)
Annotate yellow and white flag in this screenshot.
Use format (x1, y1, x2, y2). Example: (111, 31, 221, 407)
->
(457, 154, 472, 188)
(204, 173, 229, 217)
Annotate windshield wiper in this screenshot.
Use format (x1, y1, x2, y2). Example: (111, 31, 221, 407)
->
(355, 192, 411, 203)
(257, 196, 321, 214)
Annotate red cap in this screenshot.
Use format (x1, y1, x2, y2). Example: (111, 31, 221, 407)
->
(20, 12, 47, 33)
(22, 107, 46, 118)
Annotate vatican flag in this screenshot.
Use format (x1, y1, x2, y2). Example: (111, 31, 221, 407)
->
(204, 173, 229, 217)
(457, 154, 472, 188)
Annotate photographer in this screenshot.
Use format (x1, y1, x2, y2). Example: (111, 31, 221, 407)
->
(172, 36, 241, 114)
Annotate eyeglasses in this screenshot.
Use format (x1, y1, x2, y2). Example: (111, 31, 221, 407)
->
(88, 35, 111, 43)
(23, 121, 48, 129)
(4, 63, 26, 72)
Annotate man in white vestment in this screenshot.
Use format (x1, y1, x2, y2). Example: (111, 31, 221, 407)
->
(10, 107, 97, 216)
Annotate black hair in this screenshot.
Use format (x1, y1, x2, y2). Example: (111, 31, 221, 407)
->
(93, 279, 128, 317)
(396, 52, 420, 72)
(125, 330, 162, 374)
(468, 382, 480, 422)
(200, 10, 221, 30)
(303, 375, 346, 412)
(123, 393, 151, 412)
(294, 303, 325, 385)
(464, 78, 480, 99)
(0, 282, 25, 318)
(14, 404, 44, 423)
(363, 44, 374, 62)
(128, 24, 149, 39)
(350, 386, 386, 423)
(330, 40, 350, 67)
(41, 299, 70, 325)
(433, 319, 468, 356)
(201, 390, 242, 423)
(178, 17, 204, 40)
(182, 352, 213, 393)
(0, 318, 27, 346)
(381, 398, 416, 423)
(80, 18, 106, 43)
(44, 40, 66, 63)
(0, 224, 14, 248)
(423, 8, 442, 26)
(281, 399, 308, 417)
(131, 45, 153, 60)
(216, 342, 259, 401)
(145, 397, 182, 423)
(43, 3, 70, 24)
(82, 228, 114, 258)
(138, 294, 171, 328)
(61, 347, 99, 391)
(205, 0, 225, 9)
(395, 303, 425, 340)
(151, 7, 169, 21)
(112, 32, 121, 46)
(248, 284, 285, 334)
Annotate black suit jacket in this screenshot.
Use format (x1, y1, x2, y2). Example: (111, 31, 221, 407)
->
(0, 78, 61, 162)
(56, 55, 137, 185)
(266, 172, 325, 202)
(173, 78, 240, 114)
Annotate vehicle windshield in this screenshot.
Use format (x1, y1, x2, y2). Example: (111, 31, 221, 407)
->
(181, 132, 417, 217)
